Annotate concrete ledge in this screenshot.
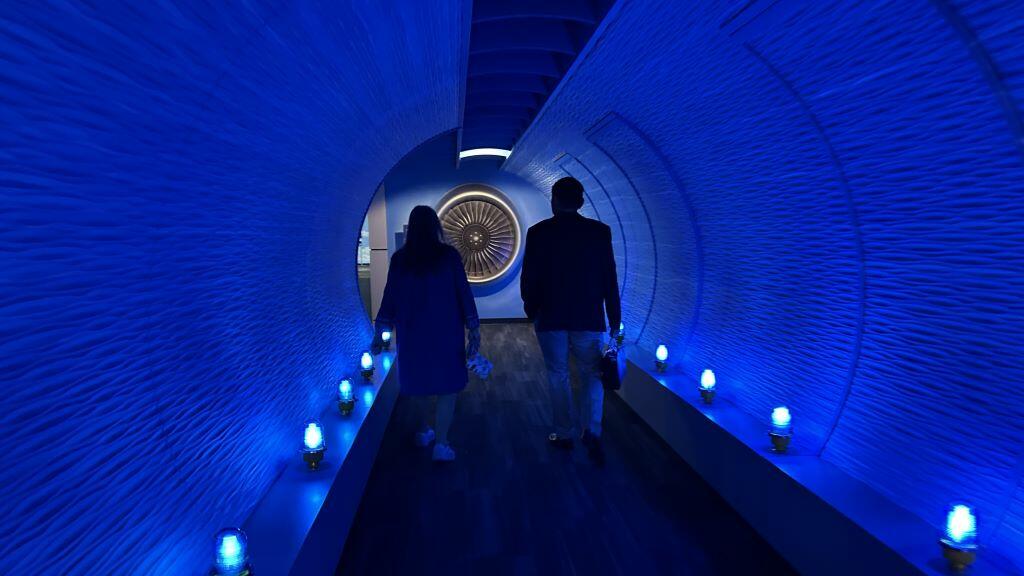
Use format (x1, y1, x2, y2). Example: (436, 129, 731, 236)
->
(243, 352, 399, 576)
(617, 350, 1016, 576)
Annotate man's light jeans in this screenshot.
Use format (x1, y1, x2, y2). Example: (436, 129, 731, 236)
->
(535, 330, 604, 438)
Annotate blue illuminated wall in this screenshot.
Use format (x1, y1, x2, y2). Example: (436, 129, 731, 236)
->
(0, 1, 466, 573)
(506, 0, 1024, 566)
(381, 134, 550, 319)
(3, 0, 1023, 571)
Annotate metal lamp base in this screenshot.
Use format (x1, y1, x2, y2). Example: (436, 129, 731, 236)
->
(769, 432, 792, 453)
(303, 449, 324, 471)
(338, 398, 355, 416)
(940, 540, 977, 572)
(361, 368, 374, 380)
(655, 361, 666, 373)
(211, 566, 252, 576)
(699, 388, 715, 404)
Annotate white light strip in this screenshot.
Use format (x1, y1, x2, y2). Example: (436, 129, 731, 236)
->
(458, 148, 512, 159)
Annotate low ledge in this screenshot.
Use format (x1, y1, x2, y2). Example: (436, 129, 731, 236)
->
(242, 352, 400, 576)
(617, 351, 1018, 576)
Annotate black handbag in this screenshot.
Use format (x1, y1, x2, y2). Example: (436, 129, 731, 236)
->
(600, 346, 621, 390)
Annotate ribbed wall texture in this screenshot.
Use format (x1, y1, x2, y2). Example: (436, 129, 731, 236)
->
(0, 1, 463, 573)
(506, 0, 1024, 566)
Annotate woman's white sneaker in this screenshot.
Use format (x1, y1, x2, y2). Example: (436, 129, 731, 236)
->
(414, 428, 435, 447)
(432, 442, 456, 462)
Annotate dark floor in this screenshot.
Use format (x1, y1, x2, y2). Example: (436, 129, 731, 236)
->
(337, 323, 795, 576)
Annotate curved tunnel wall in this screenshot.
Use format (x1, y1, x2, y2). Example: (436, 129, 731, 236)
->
(2, 0, 1023, 571)
(505, 0, 1024, 563)
(0, 1, 466, 573)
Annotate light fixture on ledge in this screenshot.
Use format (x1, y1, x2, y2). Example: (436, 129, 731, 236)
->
(337, 378, 355, 416)
(699, 369, 716, 404)
(211, 527, 251, 576)
(940, 504, 977, 572)
(302, 419, 325, 470)
(381, 330, 392, 351)
(616, 322, 625, 347)
(360, 351, 374, 380)
(655, 344, 668, 372)
(769, 406, 792, 453)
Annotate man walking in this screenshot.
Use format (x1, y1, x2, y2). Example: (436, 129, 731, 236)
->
(521, 176, 621, 465)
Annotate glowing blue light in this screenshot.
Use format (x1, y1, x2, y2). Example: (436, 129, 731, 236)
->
(360, 351, 373, 371)
(700, 369, 716, 390)
(771, 406, 791, 432)
(381, 330, 392, 343)
(382, 355, 392, 371)
(214, 528, 248, 575)
(338, 378, 353, 401)
(303, 420, 324, 452)
(363, 389, 375, 406)
(619, 321, 624, 332)
(945, 504, 977, 546)
(655, 344, 668, 362)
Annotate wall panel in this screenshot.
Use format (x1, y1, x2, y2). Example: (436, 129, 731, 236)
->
(505, 0, 1024, 563)
(0, 1, 464, 572)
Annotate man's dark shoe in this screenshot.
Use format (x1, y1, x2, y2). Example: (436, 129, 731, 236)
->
(581, 430, 605, 466)
(547, 433, 574, 450)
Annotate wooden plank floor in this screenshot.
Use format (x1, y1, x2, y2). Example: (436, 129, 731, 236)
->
(336, 323, 795, 575)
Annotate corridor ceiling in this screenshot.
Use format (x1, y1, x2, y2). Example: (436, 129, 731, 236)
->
(461, 0, 616, 152)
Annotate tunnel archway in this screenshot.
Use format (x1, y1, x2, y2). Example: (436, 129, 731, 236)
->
(2, 0, 1023, 572)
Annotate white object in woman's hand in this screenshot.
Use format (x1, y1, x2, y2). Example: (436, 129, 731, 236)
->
(467, 353, 493, 380)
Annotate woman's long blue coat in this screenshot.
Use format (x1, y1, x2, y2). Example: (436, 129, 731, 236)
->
(375, 246, 479, 396)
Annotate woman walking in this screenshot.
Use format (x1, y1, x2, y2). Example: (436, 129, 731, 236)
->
(374, 205, 480, 461)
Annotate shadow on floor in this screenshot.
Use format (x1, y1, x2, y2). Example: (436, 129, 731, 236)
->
(337, 323, 795, 575)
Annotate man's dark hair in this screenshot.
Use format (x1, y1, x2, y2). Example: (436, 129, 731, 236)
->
(552, 177, 584, 210)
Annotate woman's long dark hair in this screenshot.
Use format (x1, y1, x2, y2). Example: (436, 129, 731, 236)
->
(400, 205, 447, 274)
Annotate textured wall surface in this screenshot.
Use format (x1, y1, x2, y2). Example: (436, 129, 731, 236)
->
(0, 1, 464, 573)
(506, 0, 1024, 566)
(4, 0, 1024, 571)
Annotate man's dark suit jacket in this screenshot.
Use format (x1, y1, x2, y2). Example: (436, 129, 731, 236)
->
(521, 211, 621, 333)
